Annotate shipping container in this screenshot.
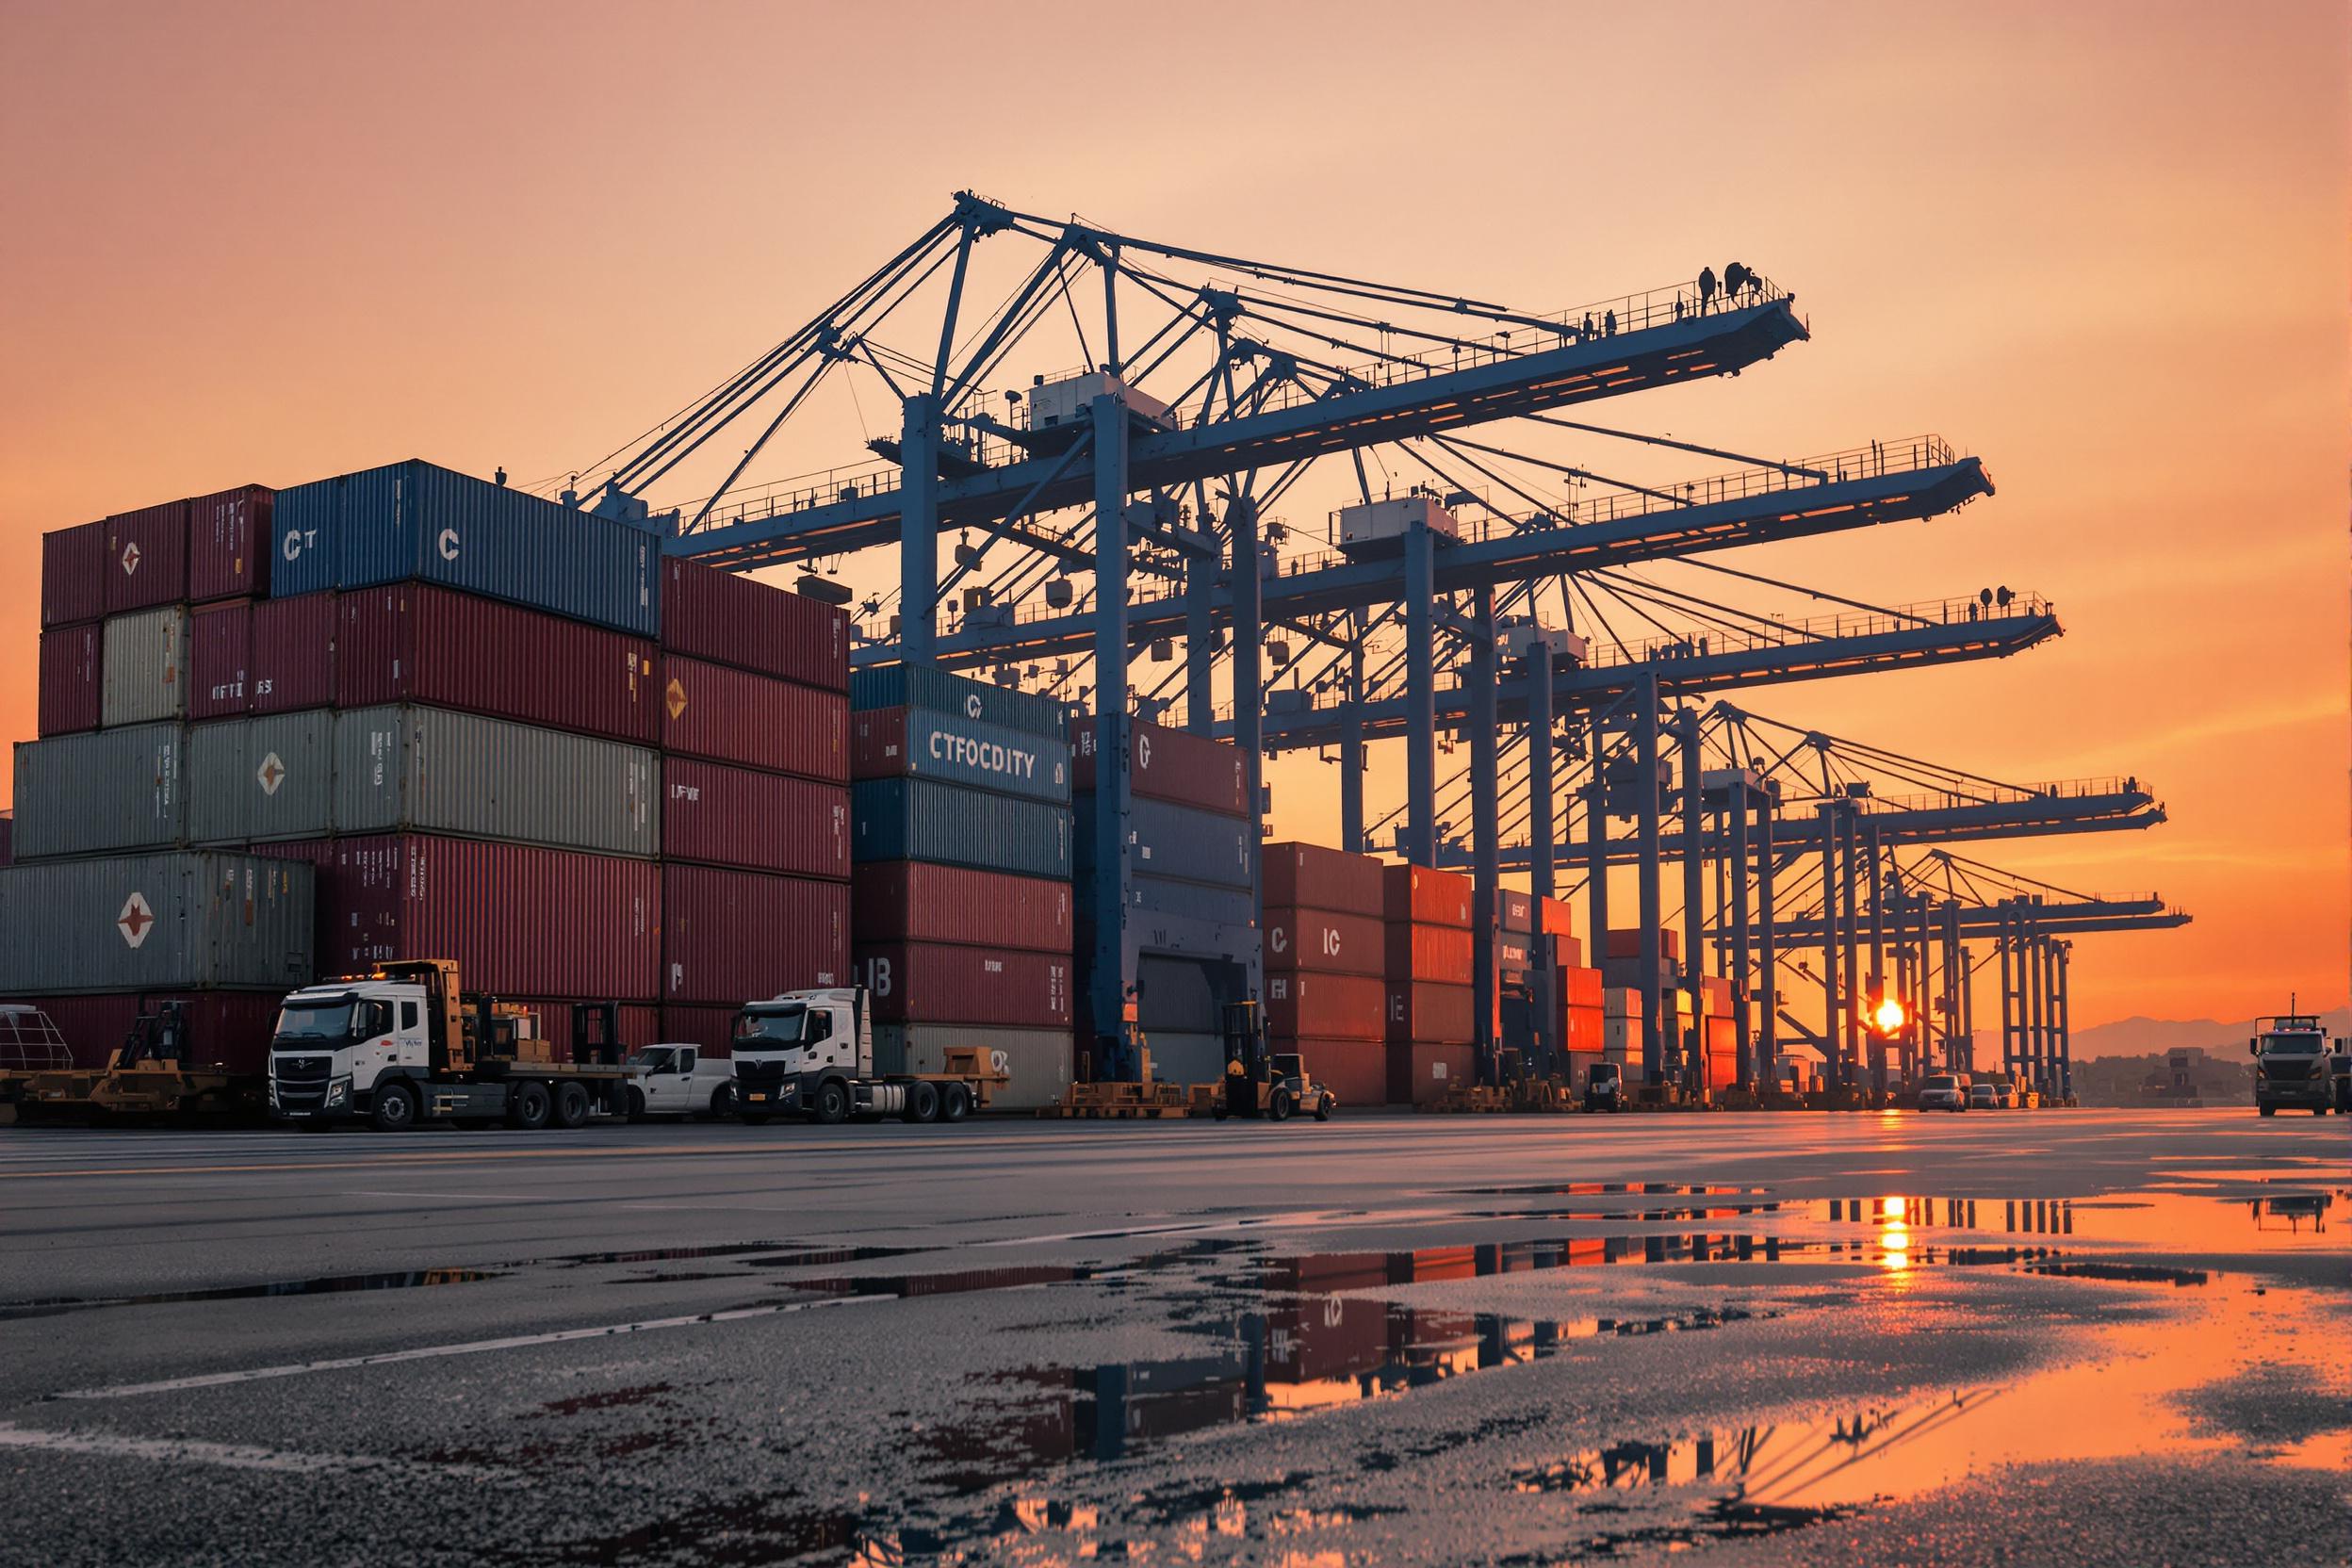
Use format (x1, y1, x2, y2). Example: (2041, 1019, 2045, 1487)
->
(187, 600, 253, 720)
(1494, 888, 1534, 934)
(188, 710, 335, 845)
(1122, 874, 1255, 929)
(250, 594, 337, 715)
(1265, 907, 1385, 978)
(272, 460, 661, 635)
(656, 1004, 743, 1061)
(334, 705, 657, 858)
(1606, 928, 1682, 961)
(13, 990, 285, 1074)
(1263, 842, 1386, 917)
(1603, 987, 1645, 1019)
(1382, 922, 1475, 986)
(0, 852, 312, 995)
(36, 622, 102, 736)
(1272, 1035, 1383, 1108)
(662, 757, 847, 879)
(1265, 971, 1384, 1041)
(852, 777, 1071, 879)
(1381, 862, 1473, 928)
(101, 605, 189, 727)
(851, 706, 1072, 804)
(1075, 795, 1251, 890)
(104, 500, 189, 613)
(661, 557, 848, 691)
(874, 1023, 1073, 1112)
(664, 654, 848, 782)
(854, 942, 1071, 1029)
(1562, 965, 1605, 1009)
(1563, 1003, 1605, 1056)
(1387, 1041, 1474, 1105)
(1702, 976, 1735, 1017)
(1602, 955, 1678, 993)
(850, 662, 1069, 741)
(1384, 981, 1477, 1045)
(662, 863, 847, 1004)
(41, 521, 106, 628)
(1497, 931, 1535, 972)
(335, 584, 658, 743)
(851, 861, 1070, 953)
(10, 723, 187, 859)
(1071, 714, 1248, 816)
(1565, 1047, 1606, 1090)
(188, 484, 273, 603)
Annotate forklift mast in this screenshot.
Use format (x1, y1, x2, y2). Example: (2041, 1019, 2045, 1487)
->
(1221, 999, 1267, 1080)
(113, 1000, 188, 1070)
(572, 1002, 623, 1068)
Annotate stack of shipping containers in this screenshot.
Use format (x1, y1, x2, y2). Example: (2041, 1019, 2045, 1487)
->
(1381, 862, 1476, 1103)
(1261, 841, 1387, 1108)
(850, 663, 1074, 1109)
(1603, 928, 1681, 1089)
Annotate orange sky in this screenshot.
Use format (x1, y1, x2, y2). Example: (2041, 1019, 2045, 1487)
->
(2, 1, 2344, 1029)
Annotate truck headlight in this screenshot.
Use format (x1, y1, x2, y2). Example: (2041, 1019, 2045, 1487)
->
(325, 1079, 350, 1108)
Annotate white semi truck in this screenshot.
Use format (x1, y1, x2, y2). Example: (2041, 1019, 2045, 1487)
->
(730, 986, 1004, 1125)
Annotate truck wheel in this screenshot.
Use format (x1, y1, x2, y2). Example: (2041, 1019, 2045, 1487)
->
(940, 1083, 972, 1123)
(624, 1086, 648, 1123)
(370, 1082, 418, 1133)
(904, 1081, 940, 1123)
(2258, 1104, 2276, 1118)
(507, 1081, 552, 1131)
(551, 1081, 591, 1130)
(1314, 1095, 1333, 1122)
(813, 1080, 850, 1125)
(1267, 1088, 1295, 1123)
(707, 1083, 738, 1120)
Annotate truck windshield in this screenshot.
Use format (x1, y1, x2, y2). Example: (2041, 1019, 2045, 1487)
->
(273, 1002, 354, 1043)
(736, 1005, 809, 1046)
(2262, 1036, 2323, 1055)
(1923, 1075, 1959, 1090)
(626, 1048, 675, 1072)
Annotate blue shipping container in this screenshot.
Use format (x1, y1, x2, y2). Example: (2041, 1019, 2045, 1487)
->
(1075, 795, 1253, 890)
(849, 662, 1070, 741)
(270, 461, 661, 637)
(852, 777, 1071, 880)
(853, 706, 1072, 805)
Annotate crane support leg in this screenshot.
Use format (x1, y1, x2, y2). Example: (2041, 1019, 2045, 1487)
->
(1636, 678, 1664, 1086)
(1756, 790, 1778, 1086)
(1729, 777, 1752, 1089)
(1086, 393, 1135, 1080)
(1403, 517, 1437, 867)
(1471, 587, 1500, 1086)
(1232, 493, 1266, 927)
(899, 394, 940, 663)
(1818, 801, 1841, 1089)
(1678, 708, 1706, 1095)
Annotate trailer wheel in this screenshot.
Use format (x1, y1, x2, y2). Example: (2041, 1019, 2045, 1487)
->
(550, 1081, 591, 1130)
(1266, 1088, 1295, 1123)
(940, 1083, 972, 1123)
(1314, 1095, 1332, 1122)
(507, 1081, 552, 1131)
(370, 1081, 418, 1133)
(707, 1083, 738, 1120)
(624, 1086, 648, 1123)
(813, 1079, 850, 1125)
(904, 1081, 940, 1123)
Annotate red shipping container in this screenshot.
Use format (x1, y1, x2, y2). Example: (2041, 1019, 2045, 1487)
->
(1562, 965, 1605, 1009)
(662, 863, 848, 1004)
(1384, 981, 1476, 1045)
(663, 654, 848, 782)
(851, 861, 1071, 953)
(1562, 1004, 1605, 1056)
(661, 558, 849, 693)
(1263, 842, 1385, 917)
(1386, 1041, 1474, 1105)
(41, 521, 106, 628)
(662, 757, 848, 880)
(104, 500, 189, 612)
(1606, 927, 1682, 961)
(188, 484, 274, 603)
(13, 992, 281, 1075)
(1266, 906, 1385, 978)
(658, 1004, 743, 1060)
(1266, 971, 1385, 1041)
(250, 594, 337, 714)
(36, 622, 103, 736)
(1071, 715, 1247, 816)
(1273, 1035, 1383, 1107)
(1707, 1014, 1739, 1051)
(1383, 922, 1475, 985)
(336, 584, 660, 743)
(854, 941, 1071, 1028)
(187, 600, 253, 720)
(1381, 863, 1473, 928)
(1703, 976, 1734, 1018)
(1537, 897, 1581, 966)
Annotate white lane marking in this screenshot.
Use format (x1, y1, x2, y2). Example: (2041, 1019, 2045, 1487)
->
(343, 1190, 567, 1201)
(0, 1421, 508, 1478)
(54, 1294, 885, 1401)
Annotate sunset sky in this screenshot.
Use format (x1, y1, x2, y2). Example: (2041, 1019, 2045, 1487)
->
(2, 1, 2343, 1032)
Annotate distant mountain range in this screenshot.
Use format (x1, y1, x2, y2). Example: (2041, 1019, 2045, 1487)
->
(2038, 1005, 2351, 1061)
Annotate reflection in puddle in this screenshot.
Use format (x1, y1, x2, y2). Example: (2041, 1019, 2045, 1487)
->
(0, 1266, 498, 1321)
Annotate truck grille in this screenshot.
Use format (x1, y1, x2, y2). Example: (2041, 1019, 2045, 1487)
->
(273, 1055, 334, 1084)
(734, 1060, 788, 1088)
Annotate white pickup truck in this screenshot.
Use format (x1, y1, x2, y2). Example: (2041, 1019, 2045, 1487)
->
(623, 1045, 739, 1121)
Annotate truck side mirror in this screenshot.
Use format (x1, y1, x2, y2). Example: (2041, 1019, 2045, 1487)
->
(2247, 1039, 2260, 1057)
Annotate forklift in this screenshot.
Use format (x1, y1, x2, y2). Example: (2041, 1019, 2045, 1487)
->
(1211, 1000, 1336, 1122)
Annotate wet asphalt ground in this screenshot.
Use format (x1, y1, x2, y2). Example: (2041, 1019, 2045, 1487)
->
(0, 1108, 2344, 1567)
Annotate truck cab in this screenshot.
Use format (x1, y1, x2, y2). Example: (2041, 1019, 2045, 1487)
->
(269, 978, 431, 1121)
(730, 988, 995, 1125)
(2250, 1013, 2340, 1117)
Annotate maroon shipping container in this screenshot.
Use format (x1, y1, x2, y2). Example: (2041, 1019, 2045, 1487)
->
(1387, 1041, 1475, 1105)
(337, 584, 660, 743)
(188, 600, 253, 720)
(661, 558, 849, 693)
(275, 835, 659, 999)
(1264, 842, 1385, 917)
(36, 622, 103, 735)
(14, 991, 281, 1075)
(1605, 927, 1682, 961)
(662, 654, 848, 782)
(854, 942, 1071, 1028)
(1266, 971, 1384, 1041)
(1384, 981, 1477, 1045)
(1071, 715, 1247, 815)
(658, 1004, 742, 1061)
(1381, 862, 1473, 928)
(1383, 923, 1475, 986)
(662, 863, 848, 1005)
(188, 484, 273, 603)
(41, 521, 106, 629)
(662, 758, 848, 880)
(250, 594, 336, 714)
(851, 861, 1071, 953)
(1266, 906, 1385, 978)
(104, 500, 189, 613)
(1272, 1034, 1384, 1108)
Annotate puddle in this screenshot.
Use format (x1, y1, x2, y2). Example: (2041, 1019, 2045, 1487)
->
(1449, 1183, 1767, 1198)
(0, 1267, 498, 1322)
(553, 1243, 918, 1269)
(496, 1499, 862, 1566)
(1811, 1190, 2344, 1254)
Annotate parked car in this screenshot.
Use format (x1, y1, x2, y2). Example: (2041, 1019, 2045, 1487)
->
(1917, 1073, 1967, 1112)
(624, 1045, 739, 1120)
(1967, 1083, 2001, 1110)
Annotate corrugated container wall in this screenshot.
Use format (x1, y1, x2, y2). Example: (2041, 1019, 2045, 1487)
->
(852, 779, 1071, 879)
(661, 864, 847, 1004)
(41, 522, 106, 628)
(1124, 874, 1257, 929)
(251, 595, 337, 714)
(1266, 909, 1385, 978)
(333, 706, 657, 858)
(101, 606, 189, 727)
(661, 758, 847, 879)
(1076, 796, 1250, 890)
(1385, 923, 1476, 986)
(104, 500, 188, 612)
(188, 485, 273, 602)
(23, 991, 284, 1075)
(1266, 972, 1385, 1040)
(1070, 715, 1248, 816)
(188, 711, 335, 845)
(874, 1024, 1073, 1111)
(272, 461, 661, 636)
(662, 655, 847, 781)
(661, 558, 849, 691)
(1281, 1037, 1384, 1108)
(850, 662, 1069, 740)
(851, 707, 1072, 804)
(657, 1004, 743, 1061)
(11, 724, 187, 859)
(335, 585, 659, 743)
(0, 853, 312, 995)
(37, 624, 102, 736)
(1385, 981, 1478, 1045)
(188, 601, 253, 720)
(1263, 842, 1386, 916)
(854, 943, 1071, 1029)
(851, 862, 1071, 953)
(1383, 863, 1474, 928)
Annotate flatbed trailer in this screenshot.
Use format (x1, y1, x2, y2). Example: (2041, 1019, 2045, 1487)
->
(731, 988, 1008, 1124)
